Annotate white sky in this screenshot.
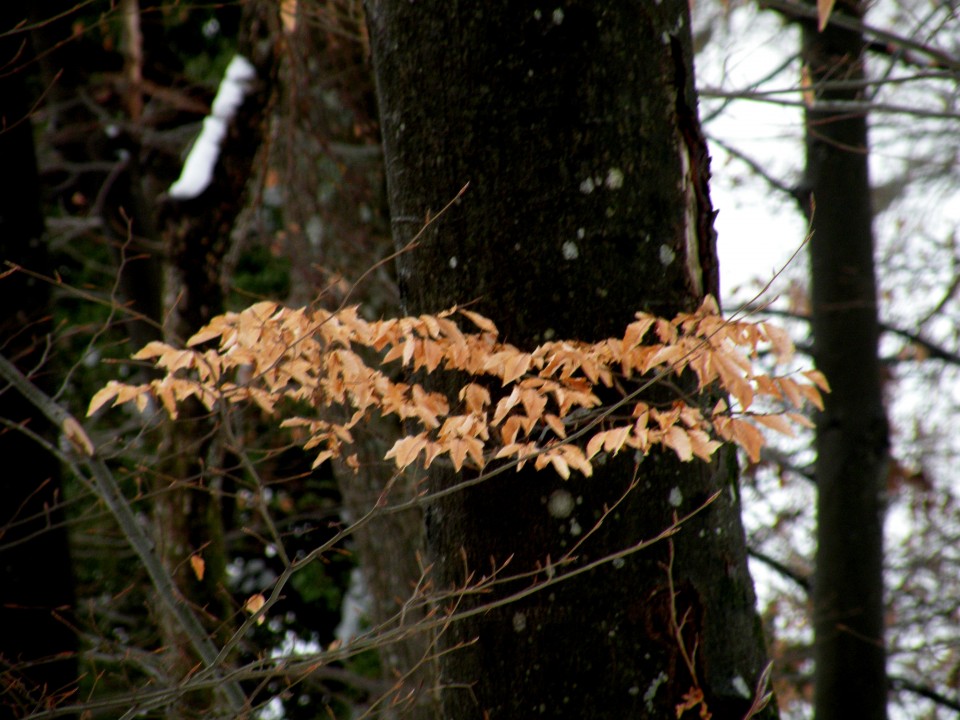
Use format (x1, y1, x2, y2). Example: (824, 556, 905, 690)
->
(699, 4, 960, 718)
(696, 5, 808, 304)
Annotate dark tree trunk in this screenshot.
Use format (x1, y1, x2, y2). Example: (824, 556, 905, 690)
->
(150, 7, 274, 716)
(801, 3, 889, 720)
(367, 2, 776, 718)
(0, 11, 78, 718)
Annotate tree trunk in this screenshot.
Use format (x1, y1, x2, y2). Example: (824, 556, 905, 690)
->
(27, 0, 164, 351)
(801, 3, 889, 720)
(0, 11, 78, 717)
(152, 7, 274, 716)
(367, 2, 776, 718)
(269, 7, 434, 708)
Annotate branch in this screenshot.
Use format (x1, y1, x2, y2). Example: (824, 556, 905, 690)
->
(757, 0, 960, 72)
(0, 353, 247, 713)
(742, 549, 960, 715)
(744, 306, 960, 367)
(889, 674, 960, 713)
(708, 135, 802, 202)
(701, 89, 960, 122)
(747, 547, 811, 593)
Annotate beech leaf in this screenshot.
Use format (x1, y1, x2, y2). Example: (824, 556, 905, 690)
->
(817, 0, 835, 31)
(385, 434, 428, 469)
(663, 425, 693, 462)
(190, 554, 205, 581)
(460, 309, 498, 334)
(90, 294, 826, 482)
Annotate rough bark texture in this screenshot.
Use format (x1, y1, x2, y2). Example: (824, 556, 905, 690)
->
(367, 2, 775, 718)
(801, 3, 890, 719)
(0, 11, 79, 717)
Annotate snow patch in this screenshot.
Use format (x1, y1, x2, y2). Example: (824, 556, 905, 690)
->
(168, 55, 256, 199)
(644, 671, 669, 711)
(334, 566, 370, 643)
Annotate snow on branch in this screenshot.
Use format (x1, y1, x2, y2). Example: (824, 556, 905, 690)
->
(168, 55, 257, 200)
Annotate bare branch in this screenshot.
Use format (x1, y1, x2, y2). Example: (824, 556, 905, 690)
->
(747, 547, 812, 592)
(0, 353, 247, 714)
(758, 0, 960, 72)
(889, 675, 960, 713)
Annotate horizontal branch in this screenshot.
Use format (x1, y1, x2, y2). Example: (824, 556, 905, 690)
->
(889, 675, 960, 713)
(702, 89, 960, 121)
(745, 306, 960, 367)
(704, 69, 957, 100)
(758, 0, 960, 72)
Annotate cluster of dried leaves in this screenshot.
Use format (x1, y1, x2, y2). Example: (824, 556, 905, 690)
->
(88, 296, 827, 477)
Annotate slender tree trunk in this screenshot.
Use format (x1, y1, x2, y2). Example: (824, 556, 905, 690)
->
(0, 11, 78, 718)
(152, 7, 274, 716)
(801, 3, 889, 719)
(367, 3, 776, 718)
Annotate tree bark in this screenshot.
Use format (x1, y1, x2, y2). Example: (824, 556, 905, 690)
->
(801, 3, 889, 720)
(367, 2, 776, 718)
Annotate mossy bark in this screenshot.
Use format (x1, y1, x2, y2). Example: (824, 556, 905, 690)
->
(367, 2, 777, 718)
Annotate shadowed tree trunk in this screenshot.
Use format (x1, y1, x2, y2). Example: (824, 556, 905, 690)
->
(0, 10, 78, 718)
(265, 6, 434, 708)
(27, 0, 165, 351)
(367, 2, 777, 718)
(150, 7, 275, 715)
(801, 3, 889, 719)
